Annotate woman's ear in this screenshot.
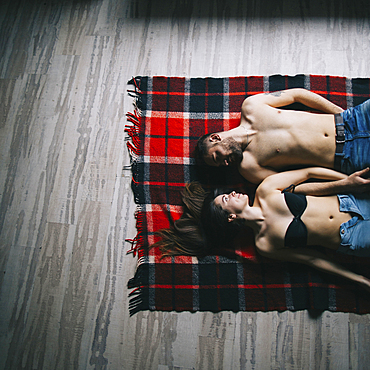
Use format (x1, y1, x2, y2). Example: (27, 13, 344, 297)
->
(228, 214, 237, 222)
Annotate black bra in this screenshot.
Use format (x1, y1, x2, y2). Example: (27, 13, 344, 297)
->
(283, 192, 308, 248)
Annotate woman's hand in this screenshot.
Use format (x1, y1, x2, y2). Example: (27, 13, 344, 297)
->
(259, 246, 370, 295)
(357, 275, 370, 294)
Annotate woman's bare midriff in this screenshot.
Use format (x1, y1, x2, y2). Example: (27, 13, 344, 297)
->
(303, 195, 352, 250)
(262, 195, 352, 253)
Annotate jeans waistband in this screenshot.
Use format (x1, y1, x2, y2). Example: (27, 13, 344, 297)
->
(334, 113, 345, 171)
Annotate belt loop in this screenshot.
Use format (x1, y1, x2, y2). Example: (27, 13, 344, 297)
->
(334, 114, 345, 144)
(334, 113, 344, 125)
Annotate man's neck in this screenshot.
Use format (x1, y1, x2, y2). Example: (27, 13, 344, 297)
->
(239, 125, 257, 149)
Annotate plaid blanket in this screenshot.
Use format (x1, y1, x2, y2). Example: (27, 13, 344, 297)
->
(125, 75, 370, 315)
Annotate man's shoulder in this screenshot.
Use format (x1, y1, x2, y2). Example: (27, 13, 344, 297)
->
(238, 153, 264, 184)
(239, 150, 257, 168)
(241, 94, 274, 118)
(238, 152, 278, 184)
(242, 94, 264, 110)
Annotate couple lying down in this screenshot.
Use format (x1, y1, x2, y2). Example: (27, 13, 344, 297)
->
(154, 167, 370, 293)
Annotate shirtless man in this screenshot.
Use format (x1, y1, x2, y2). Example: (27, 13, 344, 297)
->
(196, 88, 370, 190)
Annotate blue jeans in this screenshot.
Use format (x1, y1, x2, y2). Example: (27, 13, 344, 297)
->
(337, 193, 370, 257)
(335, 99, 370, 174)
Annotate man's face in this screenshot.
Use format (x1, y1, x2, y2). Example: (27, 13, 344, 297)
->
(204, 137, 243, 167)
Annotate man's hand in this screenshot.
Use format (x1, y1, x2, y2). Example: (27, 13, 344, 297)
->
(343, 167, 370, 193)
(293, 167, 370, 196)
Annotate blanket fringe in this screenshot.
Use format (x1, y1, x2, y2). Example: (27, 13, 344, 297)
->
(125, 75, 144, 250)
(125, 234, 143, 256)
(126, 76, 148, 315)
(125, 76, 143, 159)
(128, 287, 148, 316)
(125, 207, 145, 256)
(127, 257, 148, 288)
(127, 261, 149, 316)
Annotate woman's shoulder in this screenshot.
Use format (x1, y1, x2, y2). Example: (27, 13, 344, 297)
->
(255, 177, 281, 201)
(254, 233, 277, 257)
(253, 203, 287, 256)
(255, 234, 287, 259)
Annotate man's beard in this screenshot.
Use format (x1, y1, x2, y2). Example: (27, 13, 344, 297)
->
(222, 137, 243, 166)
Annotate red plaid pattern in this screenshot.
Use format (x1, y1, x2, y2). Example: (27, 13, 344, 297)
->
(126, 75, 370, 315)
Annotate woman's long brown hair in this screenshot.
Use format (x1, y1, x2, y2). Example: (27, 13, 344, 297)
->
(152, 182, 210, 257)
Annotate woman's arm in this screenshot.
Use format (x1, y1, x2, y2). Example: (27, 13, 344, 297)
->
(294, 168, 370, 195)
(257, 167, 347, 194)
(258, 167, 370, 196)
(257, 246, 370, 293)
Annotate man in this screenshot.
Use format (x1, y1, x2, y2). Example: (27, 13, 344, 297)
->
(196, 88, 370, 190)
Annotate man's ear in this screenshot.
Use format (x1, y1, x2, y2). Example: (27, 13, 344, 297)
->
(210, 133, 221, 142)
(228, 214, 237, 222)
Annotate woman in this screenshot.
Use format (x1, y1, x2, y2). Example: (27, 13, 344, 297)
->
(155, 167, 370, 292)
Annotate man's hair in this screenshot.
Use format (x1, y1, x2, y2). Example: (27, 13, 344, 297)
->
(194, 133, 213, 165)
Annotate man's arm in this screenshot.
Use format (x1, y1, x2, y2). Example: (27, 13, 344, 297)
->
(294, 168, 370, 195)
(243, 88, 344, 114)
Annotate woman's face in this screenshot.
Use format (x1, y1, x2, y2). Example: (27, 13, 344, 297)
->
(214, 191, 249, 215)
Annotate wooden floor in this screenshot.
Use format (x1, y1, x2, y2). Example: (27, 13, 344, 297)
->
(1, 0, 370, 369)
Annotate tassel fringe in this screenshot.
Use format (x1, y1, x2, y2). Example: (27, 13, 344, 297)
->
(127, 261, 149, 316)
(125, 76, 148, 315)
(125, 77, 143, 160)
(125, 76, 144, 253)
(128, 287, 149, 316)
(125, 206, 145, 256)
